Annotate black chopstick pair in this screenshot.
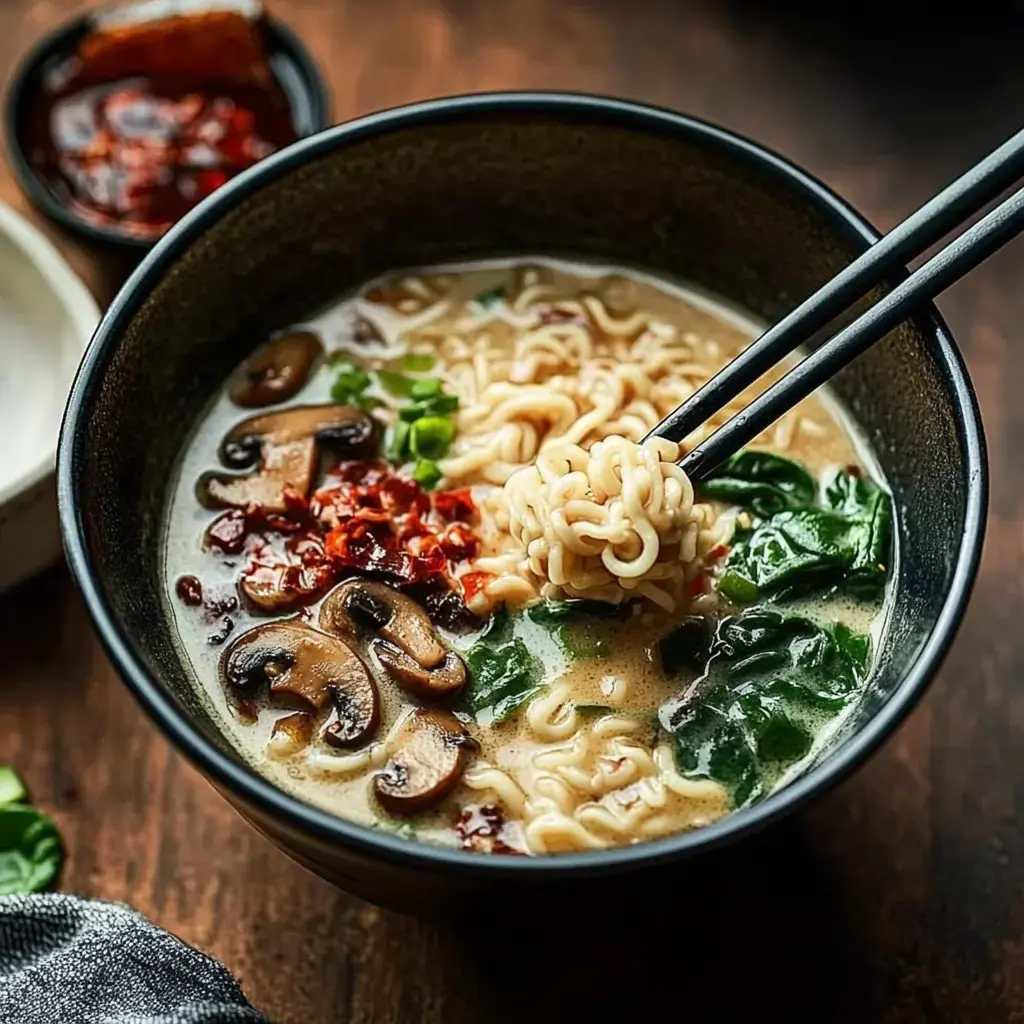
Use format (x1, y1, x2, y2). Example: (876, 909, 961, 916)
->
(648, 126, 1024, 482)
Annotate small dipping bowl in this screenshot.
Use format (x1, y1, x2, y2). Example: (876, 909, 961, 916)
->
(3, 11, 330, 253)
(0, 201, 98, 592)
(58, 93, 986, 917)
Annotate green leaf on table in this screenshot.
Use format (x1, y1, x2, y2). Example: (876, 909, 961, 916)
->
(664, 608, 871, 808)
(699, 450, 816, 517)
(0, 804, 63, 895)
(0, 767, 26, 807)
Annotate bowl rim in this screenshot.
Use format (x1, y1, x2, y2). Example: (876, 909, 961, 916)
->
(2, 11, 331, 253)
(57, 91, 988, 879)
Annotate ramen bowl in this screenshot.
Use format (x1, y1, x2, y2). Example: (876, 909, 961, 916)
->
(57, 93, 986, 916)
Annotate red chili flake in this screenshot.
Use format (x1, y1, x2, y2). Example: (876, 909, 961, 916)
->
(685, 572, 708, 598)
(432, 488, 476, 522)
(394, 510, 431, 546)
(706, 544, 729, 561)
(285, 531, 327, 564)
(407, 533, 443, 559)
(204, 509, 248, 554)
(439, 523, 479, 562)
(381, 474, 429, 516)
(280, 459, 483, 614)
(538, 305, 587, 327)
(455, 804, 524, 855)
(175, 574, 203, 606)
(326, 520, 415, 581)
(459, 571, 495, 601)
(240, 560, 335, 612)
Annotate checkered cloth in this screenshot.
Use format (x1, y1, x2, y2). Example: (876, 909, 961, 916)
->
(0, 894, 268, 1023)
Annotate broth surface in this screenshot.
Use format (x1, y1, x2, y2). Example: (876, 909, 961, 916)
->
(164, 258, 892, 853)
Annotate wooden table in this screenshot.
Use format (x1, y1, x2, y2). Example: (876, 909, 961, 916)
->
(3, 1, 1023, 1020)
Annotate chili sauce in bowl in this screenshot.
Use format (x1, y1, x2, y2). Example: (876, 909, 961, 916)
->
(5, 0, 328, 250)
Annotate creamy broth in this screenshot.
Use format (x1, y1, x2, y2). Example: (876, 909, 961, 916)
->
(164, 258, 892, 853)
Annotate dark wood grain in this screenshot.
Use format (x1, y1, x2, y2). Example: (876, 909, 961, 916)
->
(3, 1, 1023, 1020)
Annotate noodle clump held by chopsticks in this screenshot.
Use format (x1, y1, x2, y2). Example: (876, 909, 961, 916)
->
(495, 435, 721, 611)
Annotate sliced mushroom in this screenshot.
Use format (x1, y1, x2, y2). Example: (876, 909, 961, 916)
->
(197, 404, 377, 513)
(319, 580, 467, 698)
(221, 619, 379, 745)
(372, 642, 466, 699)
(230, 331, 323, 408)
(239, 561, 332, 613)
(373, 708, 476, 814)
(268, 712, 314, 759)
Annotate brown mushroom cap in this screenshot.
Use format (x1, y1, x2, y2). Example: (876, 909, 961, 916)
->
(372, 642, 466, 699)
(320, 580, 467, 698)
(230, 332, 324, 408)
(221, 619, 379, 745)
(196, 404, 377, 512)
(373, 708, 476, 815)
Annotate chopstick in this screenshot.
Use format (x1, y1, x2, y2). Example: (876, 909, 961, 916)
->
(644, 126, 1024, 481)
(673, 180, 1024, 482)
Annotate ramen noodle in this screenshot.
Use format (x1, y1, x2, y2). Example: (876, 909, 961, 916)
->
(165, 258, 893, 855)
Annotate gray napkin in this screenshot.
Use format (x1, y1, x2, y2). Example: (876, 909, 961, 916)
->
(0, 894, 268, 1023)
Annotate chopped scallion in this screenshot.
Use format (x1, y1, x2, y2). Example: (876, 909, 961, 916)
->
(423, 392, 459, 414)
(402, 352, 436, 372)
(411, 459, 443, 489)
(386, 420, 411, 463)
(377, 370, 415, 396)
(410, 416, 455, 460)
(330, 361, 371, 404)
(409, 377, 443, 401)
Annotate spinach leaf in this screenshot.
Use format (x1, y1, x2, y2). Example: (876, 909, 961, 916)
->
(664, 609, 870, 807)
(479, 605, 512, 643)
(0, 769, 63, 895)
(464, 637, 543, 723)
(525, 600, 619, 659)
(718, 466, 892, 603)
(671, 702, 763, 807)
(658, 616, 714, 676)
(700, 450, 816, 516)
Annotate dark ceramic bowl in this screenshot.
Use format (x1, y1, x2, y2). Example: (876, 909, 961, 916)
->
(57, 93, 986, 917)
(3, 12, 330, 253)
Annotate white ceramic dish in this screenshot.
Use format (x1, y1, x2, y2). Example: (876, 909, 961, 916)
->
(0, 203, 99, 592)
